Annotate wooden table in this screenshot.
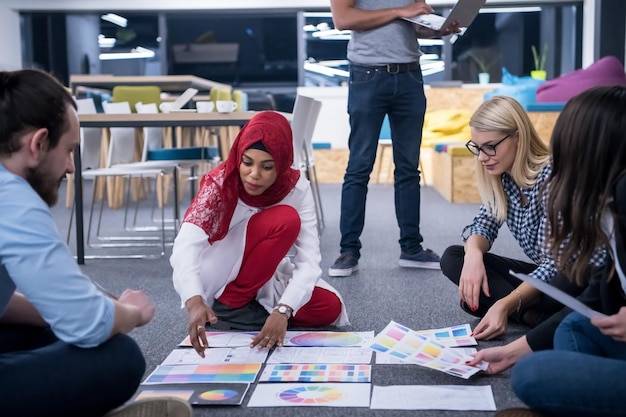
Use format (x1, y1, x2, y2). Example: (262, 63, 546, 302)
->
(70, 74, 231, 94)
(74, 111, 261, 264)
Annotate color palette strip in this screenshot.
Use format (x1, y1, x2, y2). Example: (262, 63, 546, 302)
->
(143, 363, 261, 384)
(260, 364, 371, 383)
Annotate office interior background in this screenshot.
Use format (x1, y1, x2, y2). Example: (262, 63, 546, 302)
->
(1, 0, 624, 113)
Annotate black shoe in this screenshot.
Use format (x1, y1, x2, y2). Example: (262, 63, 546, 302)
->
(328, 252, 359, 277)
(399, 248, 441, 269)
(518, 306, 548, 328)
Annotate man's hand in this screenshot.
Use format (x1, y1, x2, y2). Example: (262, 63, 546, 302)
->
(185, 295, 218, 357)
(118, 289, 155, 327)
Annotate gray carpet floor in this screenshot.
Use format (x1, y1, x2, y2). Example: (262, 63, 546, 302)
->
(52, 180, 531, 416)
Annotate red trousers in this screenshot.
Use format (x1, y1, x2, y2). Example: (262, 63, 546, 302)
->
(218, 205, 341, 327)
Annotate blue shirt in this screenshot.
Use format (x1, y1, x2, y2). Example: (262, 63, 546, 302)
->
(0, 163, 115, 348)
(463, 164, 606, 282)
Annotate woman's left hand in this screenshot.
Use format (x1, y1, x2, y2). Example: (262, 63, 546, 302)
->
(250, 312, 288, 349)
(591, 306, 626, 342)
(471, 300, 509, 340)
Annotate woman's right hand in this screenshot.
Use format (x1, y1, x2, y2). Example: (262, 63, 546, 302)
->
(185, 295, 218, 357)
(466, 336, 532, 374)
(459, 250, 490, 312)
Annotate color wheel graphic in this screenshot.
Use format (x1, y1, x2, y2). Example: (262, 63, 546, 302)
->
(278, 386, 343, 404)
(288, 332, 363, 347)
(199, 389, 238, 401)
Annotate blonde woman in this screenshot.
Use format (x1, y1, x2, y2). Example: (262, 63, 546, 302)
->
(440, 96, 605, 340)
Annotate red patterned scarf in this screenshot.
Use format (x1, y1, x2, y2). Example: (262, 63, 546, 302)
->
(183, 111, 300, 244)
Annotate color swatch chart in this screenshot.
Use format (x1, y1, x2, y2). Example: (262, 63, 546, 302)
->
(267, 346, 372, 364)
(260, 364, 371, 382)
(369, 321, 485, 379)
(248, 383, 372, 407)
(143, 363, 261, 384)
(416, 324, 477, 347)
(283, 331, 374, 347)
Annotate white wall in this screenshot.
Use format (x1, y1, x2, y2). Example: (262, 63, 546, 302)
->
(0, 6, 21, 70)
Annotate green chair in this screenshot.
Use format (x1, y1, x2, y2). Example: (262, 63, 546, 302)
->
(112, 85, 161, 113)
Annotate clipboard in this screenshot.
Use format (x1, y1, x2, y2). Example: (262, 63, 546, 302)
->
(510, 271, 607, 319)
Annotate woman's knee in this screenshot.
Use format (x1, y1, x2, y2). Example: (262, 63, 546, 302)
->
(440, 245, 465, 284)
(510, 353, 548, 407)
(252, 205, 301, 241)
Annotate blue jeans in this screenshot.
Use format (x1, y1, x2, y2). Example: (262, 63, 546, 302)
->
(339, 63, 427, 257)
(511, 312, 626, 417)
(0, 324, 146, 417)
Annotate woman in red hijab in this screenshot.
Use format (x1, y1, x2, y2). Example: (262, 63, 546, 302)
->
(171, 111, 349, 356)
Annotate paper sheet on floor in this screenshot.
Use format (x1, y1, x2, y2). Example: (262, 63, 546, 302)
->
(369, 321, 487, 379)
(161, 347, 268, 365)
(370, 385, 496, 411)
(268, 346, 372, 364)
(259, 364, 371, 382)
(143, 363, 262, 384)
(376, 347, 477, 364)
(416, 323, 477, 346)
(283, 330, 375, 347)
(247, 383, 371, 407)
(178, 331, 258, 348)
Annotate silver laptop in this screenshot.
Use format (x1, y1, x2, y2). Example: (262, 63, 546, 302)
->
(403, 0, 486, 31)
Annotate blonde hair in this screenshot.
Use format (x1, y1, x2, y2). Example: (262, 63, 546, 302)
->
(469, 96, 550, 222)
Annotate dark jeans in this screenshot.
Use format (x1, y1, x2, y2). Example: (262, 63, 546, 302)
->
(511, 312, 626, 417)
(0, 324, 145, 417)
(440, 245, 584, 321)
(339, 63, 427, 257)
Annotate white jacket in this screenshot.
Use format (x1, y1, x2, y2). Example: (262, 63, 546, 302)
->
(171, 176, 349, 326)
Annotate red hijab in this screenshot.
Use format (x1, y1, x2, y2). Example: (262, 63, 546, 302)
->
(183, 111, 300, 244)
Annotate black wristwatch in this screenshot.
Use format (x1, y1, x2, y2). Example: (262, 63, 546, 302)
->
(274, 304, 292, 319)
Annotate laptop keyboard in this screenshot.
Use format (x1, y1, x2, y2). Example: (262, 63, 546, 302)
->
(411, 13, 446, 30)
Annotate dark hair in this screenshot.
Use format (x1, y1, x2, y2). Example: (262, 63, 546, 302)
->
(0, 69, 76, 156)
(547, 85, 626, 286)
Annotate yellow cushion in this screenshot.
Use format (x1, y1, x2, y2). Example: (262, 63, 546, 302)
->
(447, 144, 473, 157)
(421, 109, 472, 148)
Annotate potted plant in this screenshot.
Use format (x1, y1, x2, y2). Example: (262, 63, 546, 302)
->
(531, 44, 548, 80)
(469, 52, 496, 85)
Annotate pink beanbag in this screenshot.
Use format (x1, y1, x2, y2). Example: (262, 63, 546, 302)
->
(536, 56, 626, 102)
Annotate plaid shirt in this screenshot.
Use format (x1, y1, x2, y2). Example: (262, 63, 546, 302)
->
(462, 164, 606, 282)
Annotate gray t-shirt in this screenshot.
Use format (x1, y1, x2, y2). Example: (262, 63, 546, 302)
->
(347, 0, 422, 65)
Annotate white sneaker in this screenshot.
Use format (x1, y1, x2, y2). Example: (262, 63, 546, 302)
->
(104, 397, 193, 417)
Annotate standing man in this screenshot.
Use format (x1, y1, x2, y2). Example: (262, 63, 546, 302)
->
(328, 0, 457, 277)
(0, 69, 191, 417)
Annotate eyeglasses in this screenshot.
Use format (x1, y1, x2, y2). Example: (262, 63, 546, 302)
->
(465, 134, 511, 157)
